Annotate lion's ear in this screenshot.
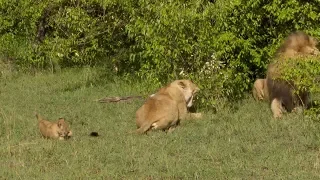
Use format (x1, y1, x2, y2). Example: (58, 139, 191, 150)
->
(178, 81, 186, 89)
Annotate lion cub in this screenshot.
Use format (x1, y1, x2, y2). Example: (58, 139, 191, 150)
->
(135, 79, 202, 134)
(36, 113, 72, 140)
(252, 78, 268, 101)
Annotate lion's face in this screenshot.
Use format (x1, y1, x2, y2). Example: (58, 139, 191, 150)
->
(57, 118, 72, 140)
(175, 80, 200, 108)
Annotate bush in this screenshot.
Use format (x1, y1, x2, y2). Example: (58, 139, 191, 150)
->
(0, 0, 131, 71)
(1, 0, 320, 109)
(277, 55, 320, 118)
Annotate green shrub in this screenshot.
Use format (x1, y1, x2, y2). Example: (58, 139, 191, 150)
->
(0, 0, 131, 71)
(276, 55, 320, 118)
(1, 0, 320, 109)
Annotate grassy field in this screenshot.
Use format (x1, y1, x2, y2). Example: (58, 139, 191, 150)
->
(1, 68, 320, 179)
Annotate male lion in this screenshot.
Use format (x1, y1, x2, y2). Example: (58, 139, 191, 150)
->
(274, 31, 319, 59)
(135, 79, 202, 134)
(252, 78, 268, 101)
(266, 31, 319, 118)
(36, 113, 72, 140)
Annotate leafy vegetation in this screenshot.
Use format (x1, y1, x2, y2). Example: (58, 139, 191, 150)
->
(0, 0, 320, 107)
(276, 55, 320, 118)
(1, 1, 320, 178)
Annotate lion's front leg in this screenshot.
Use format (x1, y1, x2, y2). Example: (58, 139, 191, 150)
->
(185, 113, 202, 120)
(177, 102, 188, 121)
(178, 103, 202, 120)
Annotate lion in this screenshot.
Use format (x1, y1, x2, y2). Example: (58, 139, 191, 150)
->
(266, 31, 319, 118)
(252, 78, 268, 101)
(274, 31, 319, 59)
(35, 113, 72, 140)
(135, 79, 202, 134)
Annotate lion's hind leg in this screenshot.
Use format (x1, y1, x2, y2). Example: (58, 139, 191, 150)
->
(253, 79, 265, 101)
(152, 119, 176, 131)
(136, 122, 153, 134)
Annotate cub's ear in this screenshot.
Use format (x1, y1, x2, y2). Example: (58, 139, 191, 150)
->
(178, 81, 187, 89)
(57, 118, 65, 128)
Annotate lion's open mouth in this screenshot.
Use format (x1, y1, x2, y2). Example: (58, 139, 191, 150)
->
(186, 95, 194, 107)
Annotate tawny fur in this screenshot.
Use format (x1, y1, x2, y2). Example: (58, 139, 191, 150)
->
(252, 79, 268, 101)
(135, 80, 202, 134)
(270, 98, 286, 118)
(266, 31, 319, 118)
(274, 31, 319, 59)
(36, 113, 72, 140)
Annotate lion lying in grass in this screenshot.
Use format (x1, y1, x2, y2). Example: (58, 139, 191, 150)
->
(36, 113, 72, 140)
(135, 79, 202, 134)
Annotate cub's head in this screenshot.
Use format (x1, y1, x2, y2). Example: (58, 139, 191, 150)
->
(174, 80, 200, 107)
(57, 118, 72, 140)
(277, 31, 319, 58)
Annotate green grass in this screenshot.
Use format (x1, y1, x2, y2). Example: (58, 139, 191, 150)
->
(1, 68, 320, 179)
